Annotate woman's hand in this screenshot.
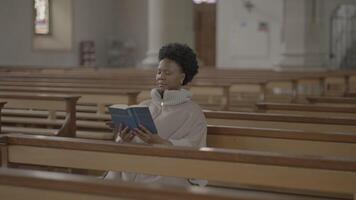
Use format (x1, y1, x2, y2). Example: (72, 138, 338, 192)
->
(133, 124, 172, 145)
(106, 121, 134, 143)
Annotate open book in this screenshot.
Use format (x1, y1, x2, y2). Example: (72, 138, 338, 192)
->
(108, 104, 157, 134)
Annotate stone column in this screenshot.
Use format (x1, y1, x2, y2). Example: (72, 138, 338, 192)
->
(141, 0, 194, 68)
(279, 0, 326, 70)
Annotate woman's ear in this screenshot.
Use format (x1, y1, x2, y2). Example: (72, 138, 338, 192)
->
(180, 73, 186, 84)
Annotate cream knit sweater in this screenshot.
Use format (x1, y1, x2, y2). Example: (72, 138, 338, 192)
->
(144, 88, 207, 147)
(106, 88, 207, 186)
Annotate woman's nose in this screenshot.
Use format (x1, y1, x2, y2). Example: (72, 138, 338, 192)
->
(157, 73, 165, 80)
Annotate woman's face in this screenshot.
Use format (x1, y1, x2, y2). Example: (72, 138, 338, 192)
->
(156, 58, 185, 91)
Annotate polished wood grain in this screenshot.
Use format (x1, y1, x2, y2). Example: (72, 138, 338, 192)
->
(1, 134, 356, 197)
(0, 168, 247, 200)
(0, 94, 79, 137)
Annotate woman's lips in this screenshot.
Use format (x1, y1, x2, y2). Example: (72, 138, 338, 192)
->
(157, 82, 166, 87)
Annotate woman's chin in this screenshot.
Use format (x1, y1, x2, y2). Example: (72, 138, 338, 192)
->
(157, 86, 166, 91)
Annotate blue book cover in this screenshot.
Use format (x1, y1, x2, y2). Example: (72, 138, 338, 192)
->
(108, 104, 157, 134)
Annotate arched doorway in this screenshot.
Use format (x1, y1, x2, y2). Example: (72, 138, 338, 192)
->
(330, 4, 356, 69)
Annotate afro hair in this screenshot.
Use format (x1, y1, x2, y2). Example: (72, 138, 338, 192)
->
(158, 43, 199, 85)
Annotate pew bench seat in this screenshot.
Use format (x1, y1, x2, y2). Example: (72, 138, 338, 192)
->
(0, 168, 252, 200)
(3, 108, 110, 121)
(1, 134, 356, 199)
(2, 126, 113, 140)
(307, 96, 356, 105)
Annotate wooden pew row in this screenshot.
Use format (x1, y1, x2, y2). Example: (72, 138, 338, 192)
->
(0, 79, 233, 111)
(292, 73, 355, 100)
(0, 69, 333, 106)
(0, 168, 249, 200)
(3, 66, 354, 85)
(3, 111, 355, 159)
(0, 102, 6, 133)
(259, 72, 355, 103)
(207, 125, 356, 158)
(2, 104, 356, 158)
(255, 102, 356, 118)
(0, 69, 353, 109)
(2, 67, 355, 111)
(0, 94, 79, 137)
(1, 134, 355, 199)
(205, 110, 356, 133)
(2, 101, 356, 158)
(0, 80, 338, 113)
(0, 87, 140, 114)
(0, 78, 316, 111)
(3, 102, 356, 135)
(1, 67, 354, 92)
(307, 97, 356, 105)
(1, 67, 353, 89)
(0, 77, 254, 111)
(346, 93, 356, 97)
(0, 67, 313, 80)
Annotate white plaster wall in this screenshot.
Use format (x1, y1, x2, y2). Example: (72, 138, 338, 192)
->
(0, 0, 76, 66)
(113, 0, 148, 67)
(0, 0, 115, 67)
(73, 0, 115, 67)
(33, 0, 73, 51)
(216, 0, 284, 69)
(2, 0, 353, 69)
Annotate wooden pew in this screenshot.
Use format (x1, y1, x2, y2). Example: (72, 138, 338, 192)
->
(207, 125, 356, 158)
(0, 79, 233, 110)
(0, 94, 79, 137)
(307, 96, 356, 105)
(0, 86, 140, 114)
(0, 102, 6, 133)
(0, 69, 328, 110)
(0, 168, 251, 200)
(3, 103, 356, 157)
(346, 93, 356, 97)
(0, 76, 246, 111)
(255, 102, 356, 118)
(2, 104, 356, 158)
(1, 134, 355, 199)
(1, 67, 351, 110)
(205, 110, 356, 133)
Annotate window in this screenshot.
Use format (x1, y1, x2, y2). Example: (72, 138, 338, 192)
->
(34, 0, 51, 35)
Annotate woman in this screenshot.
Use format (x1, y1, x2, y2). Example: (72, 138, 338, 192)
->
(106, 43, 207, 186)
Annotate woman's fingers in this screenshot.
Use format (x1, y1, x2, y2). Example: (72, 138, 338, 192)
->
(138, 124, 153, 134)
(134, 128, 151, 143)
(105, 121, 114, 128)
(128, 133, 135, 141)
(119, 126, 129, 138)
(122, 131, 134, 142)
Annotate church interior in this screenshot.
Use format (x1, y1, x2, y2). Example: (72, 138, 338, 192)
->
(0, 0, 355, 199)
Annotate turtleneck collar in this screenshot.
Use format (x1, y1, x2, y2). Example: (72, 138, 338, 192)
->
(151, 88, 192, 106)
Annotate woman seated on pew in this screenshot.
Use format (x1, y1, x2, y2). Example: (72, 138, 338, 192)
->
(105, 43, 207, 186)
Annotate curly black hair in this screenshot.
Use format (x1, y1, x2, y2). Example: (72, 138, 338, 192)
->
(158, 43, 199, 85)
